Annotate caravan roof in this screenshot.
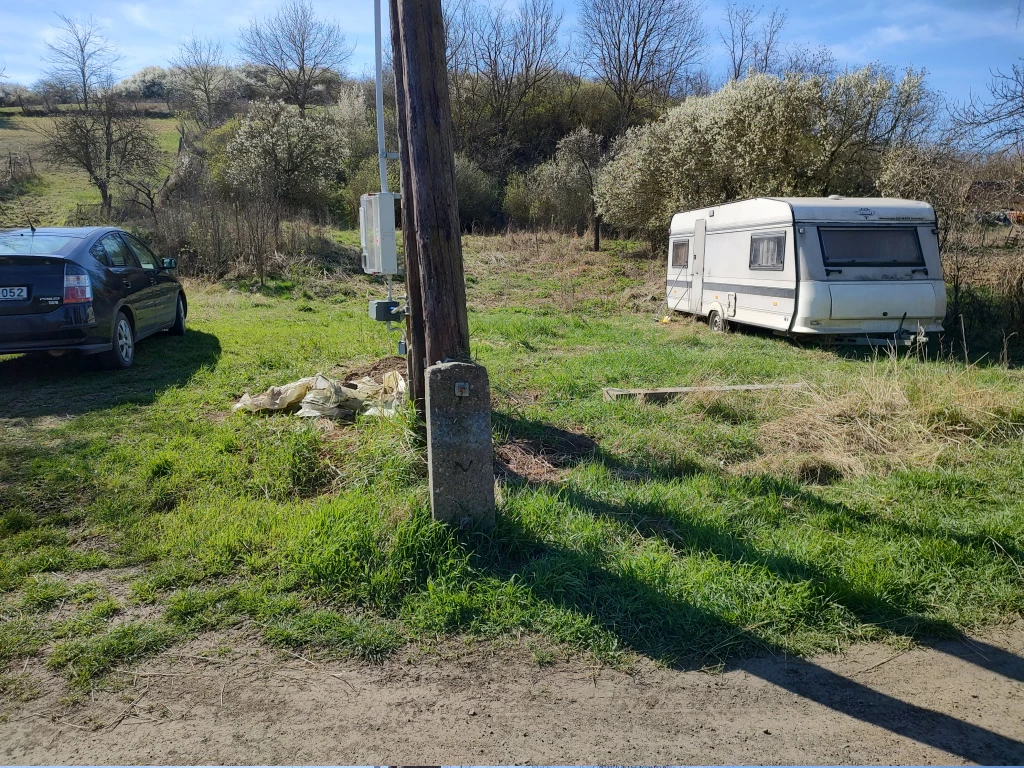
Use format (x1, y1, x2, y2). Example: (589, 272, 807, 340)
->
(669, 197, 936, 236)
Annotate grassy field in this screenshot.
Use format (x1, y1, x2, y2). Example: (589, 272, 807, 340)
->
(0, 109, 180, 228)
(2, 233, 1023, 697)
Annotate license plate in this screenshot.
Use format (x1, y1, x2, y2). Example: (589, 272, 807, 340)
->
(0, 286, 27, 301)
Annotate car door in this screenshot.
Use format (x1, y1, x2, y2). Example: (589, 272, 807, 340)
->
(96, 233, 154, 335)
(121, 233, 176, 329)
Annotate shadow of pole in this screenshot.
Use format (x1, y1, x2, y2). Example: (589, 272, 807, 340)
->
(746, 650, 1024, 763)
(470, 513, 1024, 764)
(922, 635, 1024, 686)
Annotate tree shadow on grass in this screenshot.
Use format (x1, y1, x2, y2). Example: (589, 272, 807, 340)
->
(0, 329, 221, 419)
(494, 412, 1024, 640)
(468, 500, 1024, 763)
(479, 413, 1024, 762)
(492, 411, 705, 481)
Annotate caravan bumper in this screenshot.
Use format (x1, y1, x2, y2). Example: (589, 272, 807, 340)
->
(791, 280, 945, 336)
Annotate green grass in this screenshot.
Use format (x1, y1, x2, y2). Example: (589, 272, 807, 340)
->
(48, 622, 178, 686)
(0, 113, 180, 227)
(1, 236, 1023, 688)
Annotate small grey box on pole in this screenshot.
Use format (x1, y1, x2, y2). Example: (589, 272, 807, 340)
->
(425, 361, 495, 531)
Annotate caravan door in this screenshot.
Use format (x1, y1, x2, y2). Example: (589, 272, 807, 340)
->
(666, 237, 691, 311)
(688, 219, 706, 314)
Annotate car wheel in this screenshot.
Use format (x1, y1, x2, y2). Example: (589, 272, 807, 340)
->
(103, 311, 135, 370)
(169, 295, 186, 336)
(708, 310, 727, 333)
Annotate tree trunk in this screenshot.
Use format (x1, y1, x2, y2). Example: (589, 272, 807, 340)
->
(99, 185, 111, 219)
(592, 213, 602, 252)
(391, 0, 471, 368)
(389, 0, 427, 414)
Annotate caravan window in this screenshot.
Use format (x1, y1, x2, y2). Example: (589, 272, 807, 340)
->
(670, 240, 689, 268)
(749, 231, 786, 270)
(819, 227, 924, 267)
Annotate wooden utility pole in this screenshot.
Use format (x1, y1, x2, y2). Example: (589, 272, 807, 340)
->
(390, 0, 494, 530)
(388, 0, 426, 413)
(389, 0, 471, 415)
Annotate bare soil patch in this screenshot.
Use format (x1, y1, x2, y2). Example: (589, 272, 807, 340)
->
(494, 426, 598, 483)
(340, 356, 408, 383)
(2, 624, 1022, 765)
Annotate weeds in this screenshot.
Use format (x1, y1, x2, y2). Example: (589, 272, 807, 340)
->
(52, 599, 121, 639)
(48, 622, 179, 687)
(0, 672, 41, 703)
(1, 238, 1023, 687)
(753, 351, 1024, 478)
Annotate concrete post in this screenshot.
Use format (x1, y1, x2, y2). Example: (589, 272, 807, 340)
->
(425, 361, 495, 531)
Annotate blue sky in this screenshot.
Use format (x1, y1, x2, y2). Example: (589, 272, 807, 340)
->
(1, 0, 1021, 104)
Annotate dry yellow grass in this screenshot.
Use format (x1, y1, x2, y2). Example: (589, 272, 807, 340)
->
(745, 352, 1024, 480)
(462, 231, 665, 314)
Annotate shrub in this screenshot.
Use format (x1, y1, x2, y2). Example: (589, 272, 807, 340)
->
(454, 153, 500, 230)
(342, 155, 400, 228)
(596, 67, 931, 240)
(225, 99, 347, 212)
(503, 127, 603, 234)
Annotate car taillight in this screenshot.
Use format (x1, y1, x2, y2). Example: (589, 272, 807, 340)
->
(64, 263, 92, 304)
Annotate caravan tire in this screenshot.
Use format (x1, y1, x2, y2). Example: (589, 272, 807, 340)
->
(708, 310, 728, 333)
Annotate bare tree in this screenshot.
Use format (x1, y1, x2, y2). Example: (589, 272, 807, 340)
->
(40, 85, 160, 217)
(556, 127, 606, 249)
(32, 78, 76, 112)
(751, 7, 787, 75)
(784, 43, 837, 78)
(43, 14, 120, 111)
(238, 188, 277, 288)
(954, 60, 1024, 150)
(577, 0, 705, 133)
(443, 0, 476, 75)
(238, 0, 352, 117)
(170, 36, 232, 128)
(720, 3, 787, 80)
(720, 3, 758, 80)
(444, 0, 566, 170)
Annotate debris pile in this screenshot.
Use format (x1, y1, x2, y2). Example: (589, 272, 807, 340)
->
(233, 371, 406, 419)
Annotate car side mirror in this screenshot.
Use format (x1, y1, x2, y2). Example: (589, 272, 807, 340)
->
(161, 258, 177, 270)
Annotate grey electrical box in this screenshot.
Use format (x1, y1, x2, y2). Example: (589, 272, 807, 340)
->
(359, 192, 401, 276)
(369, 299, 400, 322)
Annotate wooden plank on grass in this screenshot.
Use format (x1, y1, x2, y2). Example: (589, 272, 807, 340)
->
(603, 382, 806, 403)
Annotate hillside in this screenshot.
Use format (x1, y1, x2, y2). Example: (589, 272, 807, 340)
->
(0, 108, 179, 228)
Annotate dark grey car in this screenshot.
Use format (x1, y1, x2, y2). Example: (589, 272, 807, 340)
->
(0, 227, 187, 369)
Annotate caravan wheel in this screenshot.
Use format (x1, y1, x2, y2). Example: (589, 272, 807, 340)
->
(708, 310, 728, 333)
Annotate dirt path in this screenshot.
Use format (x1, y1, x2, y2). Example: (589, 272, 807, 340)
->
(2, 622, 1023, 765)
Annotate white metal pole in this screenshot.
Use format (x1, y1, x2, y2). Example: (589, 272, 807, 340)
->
(374, 0, 388, 194)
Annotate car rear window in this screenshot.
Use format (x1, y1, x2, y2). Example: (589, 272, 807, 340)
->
(0, 234, 78, 256)
(819, 227, 925, 267)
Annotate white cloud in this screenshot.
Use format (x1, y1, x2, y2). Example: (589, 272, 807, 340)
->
(120, 3, 159, 31)
(824, 1, 1022, 63)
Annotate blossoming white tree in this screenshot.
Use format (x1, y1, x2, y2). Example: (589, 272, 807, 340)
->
(596, 67, 932, 242)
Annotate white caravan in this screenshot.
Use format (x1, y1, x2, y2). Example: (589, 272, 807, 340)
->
(666, 197, 946, 343)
